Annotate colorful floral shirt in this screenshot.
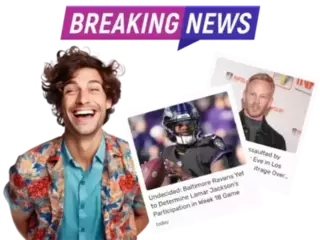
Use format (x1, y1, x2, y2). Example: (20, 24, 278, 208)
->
(4, 132, 146, 240)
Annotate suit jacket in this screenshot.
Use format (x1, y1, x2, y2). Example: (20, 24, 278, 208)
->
(4, 132, 145, 240)
(239, 110, 287, 151)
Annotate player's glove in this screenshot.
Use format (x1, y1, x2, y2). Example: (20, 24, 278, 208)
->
(164, 159, 192, 181)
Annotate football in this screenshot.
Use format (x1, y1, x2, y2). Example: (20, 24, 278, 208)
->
(141, 158, 165, 190)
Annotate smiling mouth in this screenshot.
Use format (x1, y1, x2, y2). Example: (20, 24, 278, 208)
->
(179, 131, 190, 136)
(73, 109, 96, 119)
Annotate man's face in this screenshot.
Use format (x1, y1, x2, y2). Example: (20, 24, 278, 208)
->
(174, 120, 195, 136)
(243, 79, 273, 118)
(60, 67, 111, 136)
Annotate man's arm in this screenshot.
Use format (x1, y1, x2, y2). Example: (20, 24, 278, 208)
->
(132, 183, 149, 235)
(209, 136, 230, 172)
(4, 155, 34, 239)
(10, 209, 32, 239)
(117, 139, 150, 234)
(133, 207, 149, 235)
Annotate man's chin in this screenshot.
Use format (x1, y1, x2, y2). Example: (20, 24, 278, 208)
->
(248, 111, 263, 118)
(69, 124, 101, 136)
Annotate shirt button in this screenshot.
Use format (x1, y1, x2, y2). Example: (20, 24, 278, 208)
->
(80, 203, 85, 209)
(80, 228, 85, 232)
(80, 180, 85, 185)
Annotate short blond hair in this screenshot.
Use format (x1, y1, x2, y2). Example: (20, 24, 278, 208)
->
(245, 73, 275, 94)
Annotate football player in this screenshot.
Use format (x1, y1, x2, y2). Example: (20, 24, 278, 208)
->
(160, 102, 232, 185)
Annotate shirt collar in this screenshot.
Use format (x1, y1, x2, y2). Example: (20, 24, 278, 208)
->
(61, 135, 106, 165)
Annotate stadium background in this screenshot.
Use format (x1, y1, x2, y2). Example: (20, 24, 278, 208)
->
(0, 0, 264, 240)
(128, 92, 244, 167)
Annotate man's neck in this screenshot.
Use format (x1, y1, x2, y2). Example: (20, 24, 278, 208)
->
(243, 109, 264, 121)
(63, 129, 103, 170)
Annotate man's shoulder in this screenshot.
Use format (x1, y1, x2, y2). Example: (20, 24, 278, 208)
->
(264, 122, 285, 141)
(104, 133, 134, 163)
(104, 132, 129, 148)
(197, 134, 227, 151)
(262, 121, 286, 149)
(14, 136, 62, 175)
(160, 144, 176, 157)
(104, 133, 136, 170)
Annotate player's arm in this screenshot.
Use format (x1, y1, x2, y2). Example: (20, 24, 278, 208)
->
(209, 136, 231, 173)
(159, 150, 173, 186)
(161, 175, 172, 186)
(4, 155, 35, 239)
(210, 156, 227, 173)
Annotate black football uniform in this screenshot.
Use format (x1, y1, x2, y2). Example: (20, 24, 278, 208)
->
(160, 134, 231, 183)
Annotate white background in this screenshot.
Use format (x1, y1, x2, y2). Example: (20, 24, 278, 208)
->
(211, 57, 313, 153)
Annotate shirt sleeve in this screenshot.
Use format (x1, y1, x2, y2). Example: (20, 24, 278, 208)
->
(208, 136, 232, 166)
(118, 139, 146, 211)
(4, 155, 34, 215)
(132, 175, 145, 210)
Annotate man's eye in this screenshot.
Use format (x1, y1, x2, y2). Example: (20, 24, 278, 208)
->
(64, 88, 77, 94)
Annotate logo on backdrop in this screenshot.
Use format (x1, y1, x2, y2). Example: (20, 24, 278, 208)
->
(292, 127, 301, 136)
(224, 71, 246, 84)
(294, 79, 314, 96)
(272, 73, 294, 90)
(270, 106, 284, 113)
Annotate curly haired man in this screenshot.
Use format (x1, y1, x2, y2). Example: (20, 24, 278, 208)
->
(4, 46, 149, 240)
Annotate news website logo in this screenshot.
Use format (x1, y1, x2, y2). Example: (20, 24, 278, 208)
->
(292, 127, 301, 136)
(272, 72, 294, 90)
(294, 78, 314, 96)
(224, 71, 246, 84)
(61, 6, 260, 51)
(270, 106, 284, 114)
(225, 71, 234, 81)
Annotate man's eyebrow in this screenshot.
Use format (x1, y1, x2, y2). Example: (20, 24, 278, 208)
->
(64, 80, 103, 86)
(88, 80, 103, 85)
(64, 80, 77, 86)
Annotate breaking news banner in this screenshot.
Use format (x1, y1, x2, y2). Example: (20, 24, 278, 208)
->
(60, 6, 260, 50)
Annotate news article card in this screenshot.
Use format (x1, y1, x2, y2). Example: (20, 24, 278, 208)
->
(210, 57, 315, 193)
(126, 84, 260, 232)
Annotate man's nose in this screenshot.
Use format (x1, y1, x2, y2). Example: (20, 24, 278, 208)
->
(180, 124, 189, 130)
(76, 89, 90, 104)
(253, 96, 260, 104)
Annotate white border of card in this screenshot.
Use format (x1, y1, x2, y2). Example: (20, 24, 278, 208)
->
(125, 84, 261, 234)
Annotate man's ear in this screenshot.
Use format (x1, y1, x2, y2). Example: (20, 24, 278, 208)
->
(106, 99, 112, 110)
(56, 104, 61, 113)
(242, 89, 246, 103)
(267, 97, 273, 109)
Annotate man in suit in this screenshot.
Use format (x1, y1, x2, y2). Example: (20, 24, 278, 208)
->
(239, 73, 286, 151)
(4, 46, 149, 240)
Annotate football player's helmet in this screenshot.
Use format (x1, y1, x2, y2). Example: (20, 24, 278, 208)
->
(162, 102, 200, 145)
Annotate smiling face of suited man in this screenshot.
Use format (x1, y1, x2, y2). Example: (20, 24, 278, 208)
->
(243, 78, 274, 119)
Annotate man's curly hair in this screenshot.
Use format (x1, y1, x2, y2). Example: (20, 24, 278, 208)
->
(41, 46, 124, 126)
